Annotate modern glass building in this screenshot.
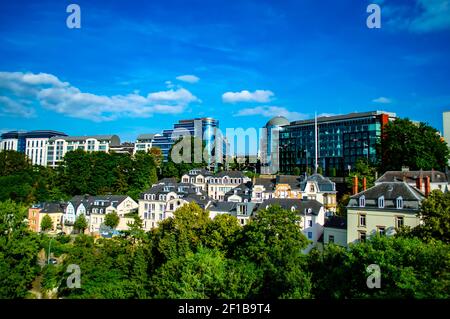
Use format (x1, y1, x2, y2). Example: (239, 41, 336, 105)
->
(274, 111, 396, 175)
(153, 117, 220, 164)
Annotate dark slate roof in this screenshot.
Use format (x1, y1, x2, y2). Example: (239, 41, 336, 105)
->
(348, 182, 425, 210)
(259, 198, 323, 215)
(376, 170, 448, 183)
(208, 201, 258, 217)
(224, 181, 253, 201)
(299, 173, 336, 192)
(276, 175, 301, 189)
(68, 195, 128, 213)
(254, 177, 276, 191)
(324, 216, 347, 229)
(156, 178, 178, 185)
(208, 201, 237, 213)
(38, 202, 66, 214)
(215, 170, 246, 178)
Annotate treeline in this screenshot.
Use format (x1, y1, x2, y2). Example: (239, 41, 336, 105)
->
(0, 149, 160, 203)
(1, 198, 447, 299)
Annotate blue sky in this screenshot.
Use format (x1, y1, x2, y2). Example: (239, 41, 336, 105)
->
(0, 0, 449, 143)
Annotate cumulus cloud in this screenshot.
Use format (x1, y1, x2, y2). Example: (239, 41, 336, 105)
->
(234, 106, 306, 121)
(0, 71, 200, 122)
(0, 96, 36, 118)
(372, 97, 392, 104)
(176, 75, 200, 83)
(222, 90, 274, 103)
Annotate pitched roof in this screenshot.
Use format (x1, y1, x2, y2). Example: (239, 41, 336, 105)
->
(215, 170, 246, 178)
(254, 177, 276, 191)
(224, 181, 253, 201)
(348, 182, 425, 210)
(259, 198, 323, 215)
(39, 202, 66, 214)
(299, 173, 336, 192)
(376, 170, 448, 183)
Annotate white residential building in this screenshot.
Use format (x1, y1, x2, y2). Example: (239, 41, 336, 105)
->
(47, 135, 120, 167)
(134, 134, 159, 154)
(138, 178, 211, 231)
(207, 171, 251, 201)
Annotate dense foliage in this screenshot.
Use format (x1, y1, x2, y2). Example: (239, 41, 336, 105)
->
(380, 118, 450, 172)
(1, 195, 449, 299)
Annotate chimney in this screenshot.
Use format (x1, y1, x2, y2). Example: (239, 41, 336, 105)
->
(416, 177, 422, 192)
(352, 175, 359, 195)
(424, 176, 431, 197)
(362, 177, 367, 191)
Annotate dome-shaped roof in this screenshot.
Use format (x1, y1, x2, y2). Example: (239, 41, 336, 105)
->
(265, 116, 289, 127)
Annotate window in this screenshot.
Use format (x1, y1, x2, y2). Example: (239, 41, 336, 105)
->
(310, 185, 315, 192)
(396, 197, 403, 209)
(396, 216, 404, 228)
(308, 220, 313, 227)
(378, 196, 384, 208)
(378, 226, 386, 235)
(359, 231, 367, 242)
(359, 214, 366, 227)
(359, 195, 366, 207)
(328, 235, 335, 243)
(307, 232, 313, 239)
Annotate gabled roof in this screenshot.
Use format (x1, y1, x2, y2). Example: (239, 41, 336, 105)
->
(68, 195, 129, 213)
(184, 168, 213, 177)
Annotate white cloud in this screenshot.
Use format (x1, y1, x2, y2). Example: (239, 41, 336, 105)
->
(0, 71, 200, 122)
(176, 75, 200, 83)
(234, 106, 306, 121)
(0, 96, 36, 118)
(222, 90, 274, 103)
(372, 97, 392, 104)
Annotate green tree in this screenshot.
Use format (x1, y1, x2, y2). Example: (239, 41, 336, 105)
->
(233, 205, 311, 298)
(380, 118, 450, 172)
(152, 202, 210, 265)
(150, 247, 262, 299)
(104, 212, 120, 229)
(398, 190, 450, 244)
(0, 200, 40, 298)
(308, 236, 450, 298)
(346, 158, 377, 192)
(40, 214, 54, 232)
(74, 214, 88, 234)
(204, 213, 241, 252)
(0, 150, 32, 176)
(293, 167, 301, 176)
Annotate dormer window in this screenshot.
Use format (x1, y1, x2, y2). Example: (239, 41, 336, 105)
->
(359, 195, 366, 207)
(378, 196, 384, 208)
(396, 197, 403, 209)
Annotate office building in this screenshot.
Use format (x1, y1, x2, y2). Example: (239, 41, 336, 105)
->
(47, 135, 120, 167)
(272, 111, 396, 175)
(152, 117, 221, 165)
(0, 130, 67, 166)
(134, 134, 159, 154)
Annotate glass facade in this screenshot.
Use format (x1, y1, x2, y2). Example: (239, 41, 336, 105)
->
(278, 112, 394, 175)
(153, 118, 220, 162)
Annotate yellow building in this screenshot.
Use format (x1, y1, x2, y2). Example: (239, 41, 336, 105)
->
(346, 182, 424, 245)
(28, 202, 66, 233)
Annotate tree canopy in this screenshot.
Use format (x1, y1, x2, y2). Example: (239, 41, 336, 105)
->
(380, 118, 450, 172)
